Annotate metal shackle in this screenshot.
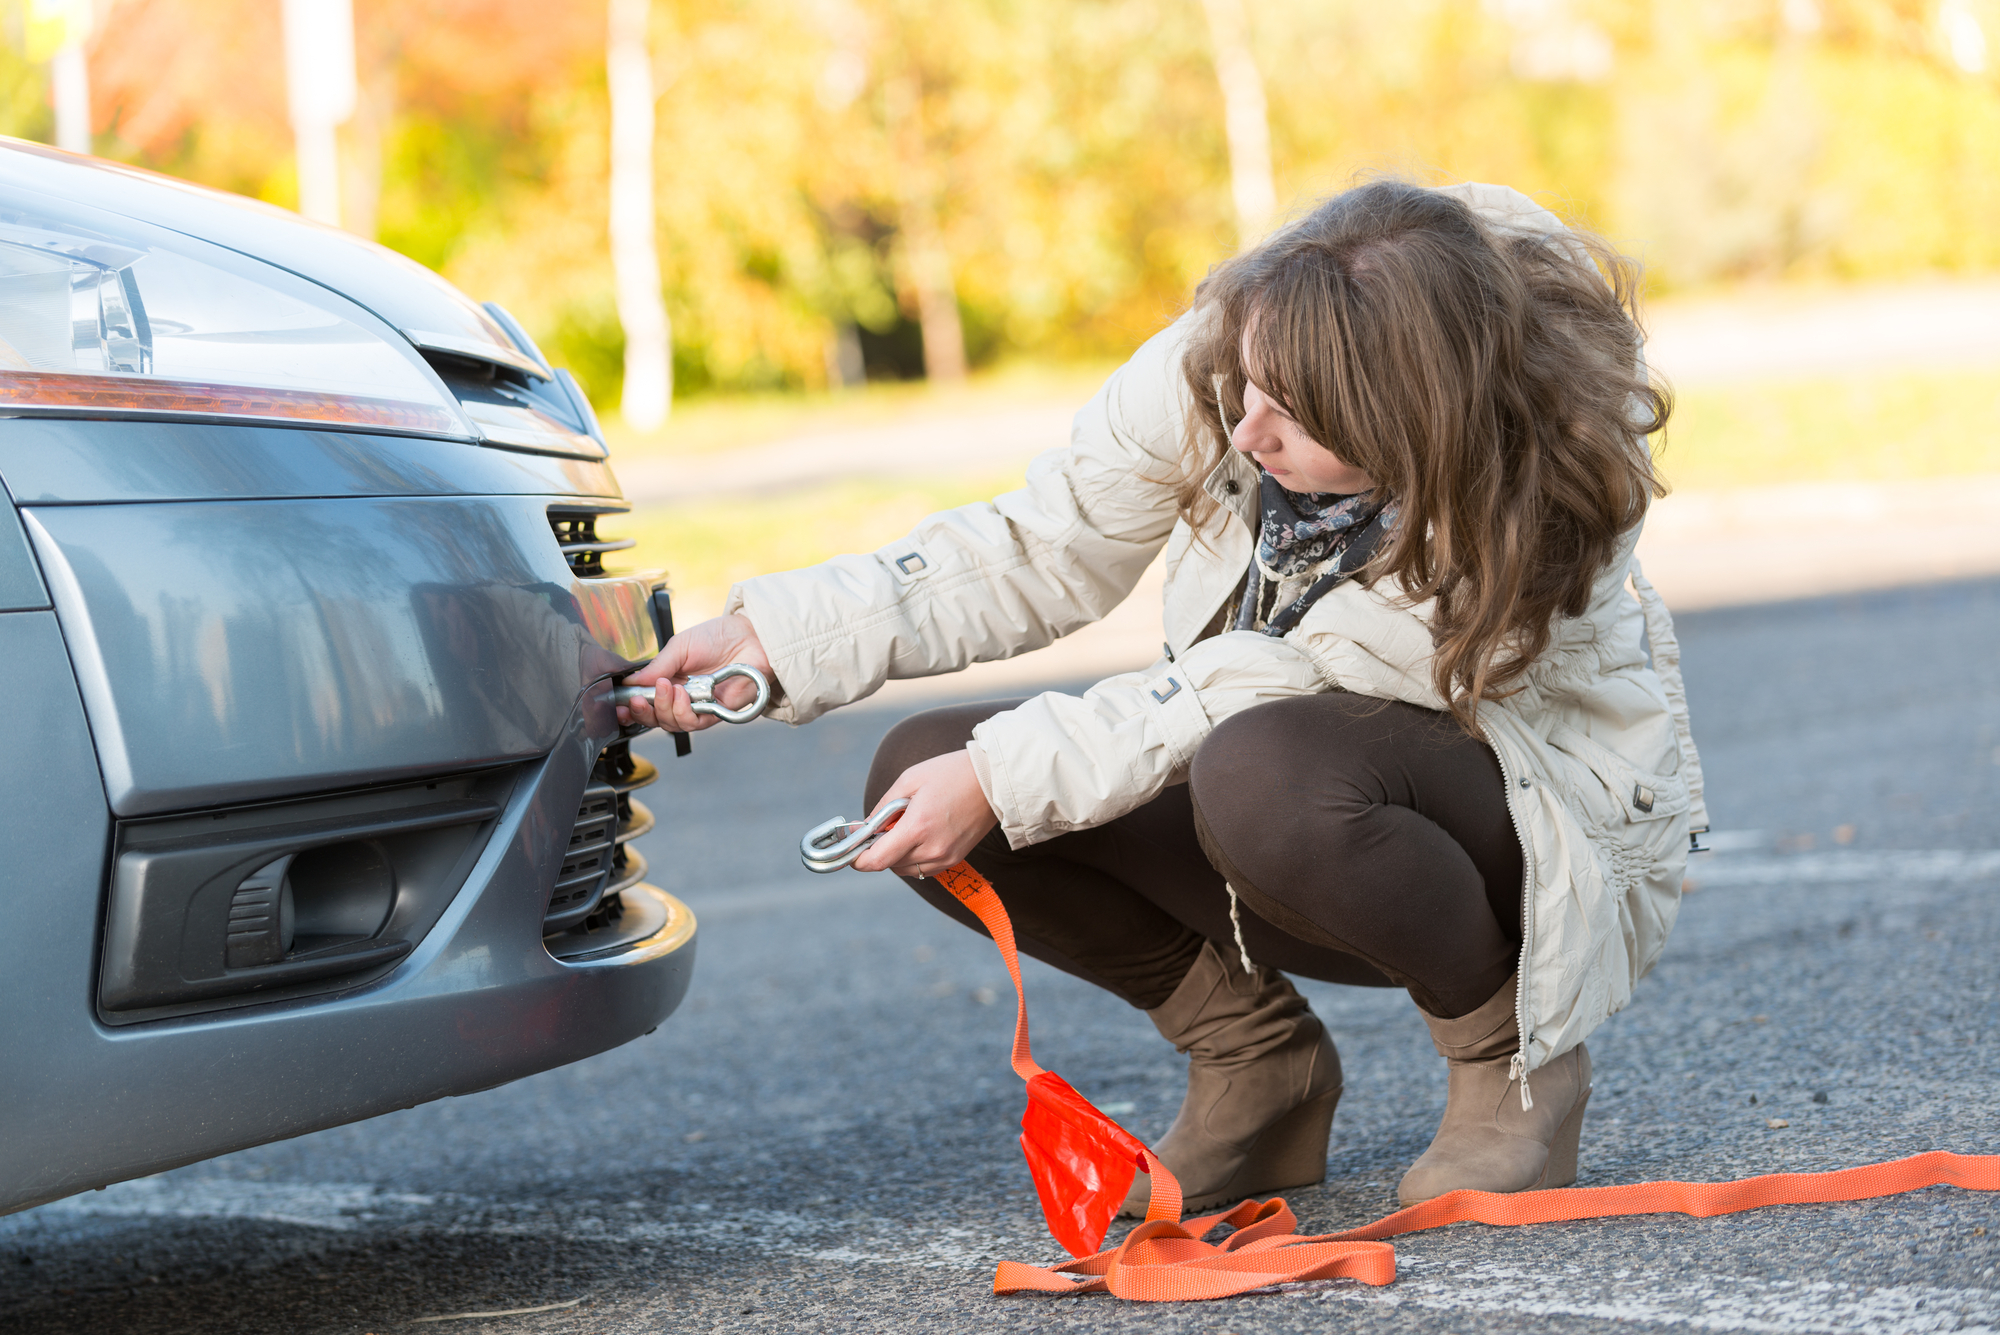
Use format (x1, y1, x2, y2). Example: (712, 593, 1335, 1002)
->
(610, 662, 772, 725)
(800, 798, 910, 874)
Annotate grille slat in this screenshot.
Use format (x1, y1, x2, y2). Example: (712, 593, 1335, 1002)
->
(604, 844, 648, 899)
(547, 508, 633, 579)
(616, 797, 655, 844)
(543, 739, 660, 935)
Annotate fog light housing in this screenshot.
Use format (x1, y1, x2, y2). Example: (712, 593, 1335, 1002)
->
(223, 842, 398, 971)
(100, 771, 514, 1022)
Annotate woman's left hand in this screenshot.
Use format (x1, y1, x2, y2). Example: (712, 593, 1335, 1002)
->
(850, 750, 999, 878)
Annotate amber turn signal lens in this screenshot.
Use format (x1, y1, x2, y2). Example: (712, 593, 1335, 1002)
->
(0, 370, 464, 436)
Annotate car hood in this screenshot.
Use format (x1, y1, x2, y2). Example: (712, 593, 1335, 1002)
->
(0, 138, 542, 381)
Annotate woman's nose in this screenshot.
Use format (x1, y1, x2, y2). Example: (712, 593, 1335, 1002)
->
(1231, 407, 1277, 455)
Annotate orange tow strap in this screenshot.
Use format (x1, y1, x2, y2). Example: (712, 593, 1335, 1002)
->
(931, 861, 2000, 1302)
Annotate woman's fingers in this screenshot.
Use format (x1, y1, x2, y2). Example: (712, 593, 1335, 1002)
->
(621, 615, 757, 692)
(614, 627, 701, 730)
(850, 788, 930, 874)
(851, 819, 922, 875)
(658, 681, 724, 733)
(615, 682, 665, 730)
(848, 751, 998, 876)
(614, 613, 776, 733)
(613, 681, 723, 732)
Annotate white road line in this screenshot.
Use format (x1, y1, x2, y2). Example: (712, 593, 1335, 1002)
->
(1688, 850, 2000, 888)
(408, 1297, 582, 1323)
(1325, 1261, 2000, 1335)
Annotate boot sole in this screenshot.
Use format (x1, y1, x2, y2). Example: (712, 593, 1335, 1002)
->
(1120, 1085, 1342, 1218)
(1532, 1086, 1592, 1190)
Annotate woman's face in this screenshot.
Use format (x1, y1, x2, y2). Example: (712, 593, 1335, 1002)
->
(1233, 332, 1377, 494)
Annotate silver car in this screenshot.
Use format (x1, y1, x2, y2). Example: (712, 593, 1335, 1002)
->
(0, 138, 695, 1215)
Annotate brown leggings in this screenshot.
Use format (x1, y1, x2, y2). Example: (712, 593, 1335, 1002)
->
(865, 693, 1523, 1019)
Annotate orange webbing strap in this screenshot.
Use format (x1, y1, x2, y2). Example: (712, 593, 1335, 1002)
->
(994, 1197, 1400, 1300)
(931, 867, 2000, 1302)
(1322, 1150, 2000, 1241)
(995, 1150, 2000, 1300)
(933, 864, 1043, 1082)
(933, 862, 1184, 1225)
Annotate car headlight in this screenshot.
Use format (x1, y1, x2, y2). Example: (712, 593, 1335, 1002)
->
(0, 188, 468, 436)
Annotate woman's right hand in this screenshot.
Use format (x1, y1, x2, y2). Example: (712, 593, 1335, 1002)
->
(616, 613, 775, 733)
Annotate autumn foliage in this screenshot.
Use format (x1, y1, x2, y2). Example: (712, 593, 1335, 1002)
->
(5, 0, 1999, 407)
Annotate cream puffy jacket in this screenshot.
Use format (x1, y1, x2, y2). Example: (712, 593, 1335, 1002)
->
(728, 184, 1706, 1081)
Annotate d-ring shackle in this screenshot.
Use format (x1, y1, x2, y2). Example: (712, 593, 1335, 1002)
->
(801, 798, 909, 874)
(610, 662, 772, 725)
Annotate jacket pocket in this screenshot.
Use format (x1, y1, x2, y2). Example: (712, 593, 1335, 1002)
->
(1547, 720, 1689, 828)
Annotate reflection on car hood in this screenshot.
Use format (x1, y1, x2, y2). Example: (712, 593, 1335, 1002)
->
(0, 137, 539, 380)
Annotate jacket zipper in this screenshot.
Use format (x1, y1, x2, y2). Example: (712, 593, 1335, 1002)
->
(1485, 726, 1537, 1112)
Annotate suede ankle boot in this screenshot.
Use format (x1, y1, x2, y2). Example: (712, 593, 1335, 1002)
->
(1118, 941, 1342, 1217)
(1396, 973, 1592, 1206)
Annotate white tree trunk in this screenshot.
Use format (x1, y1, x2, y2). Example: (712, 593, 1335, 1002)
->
(282, 0, 357, 226)
(50, 38, 89, 154)
(339, 68, 395, 240)
(39, 0, 94, 154)
(609, 0, 670, 431)
(1200, 0, 1277, 246)
(291, 121, 341, 225)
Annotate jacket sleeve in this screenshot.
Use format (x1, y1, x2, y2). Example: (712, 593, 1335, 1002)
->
(722, 318, 1196, 724)
(967, 629, 1326, 848)
(1291, 580, 1450, 711)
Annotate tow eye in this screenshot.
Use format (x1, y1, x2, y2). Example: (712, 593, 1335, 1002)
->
(612, 662, 771, 726)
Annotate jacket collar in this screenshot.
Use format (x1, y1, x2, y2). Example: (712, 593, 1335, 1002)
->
(1201, 450, 1260, 531)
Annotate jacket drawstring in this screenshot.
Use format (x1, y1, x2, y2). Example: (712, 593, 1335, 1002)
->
(1225, 884, 1256, 973)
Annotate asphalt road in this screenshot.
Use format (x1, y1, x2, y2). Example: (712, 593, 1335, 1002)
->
(3, 576, 1997, 1334)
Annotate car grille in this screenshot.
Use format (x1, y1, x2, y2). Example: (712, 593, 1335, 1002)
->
(544, 740, 657, 934)
(548, 506, 635, 579)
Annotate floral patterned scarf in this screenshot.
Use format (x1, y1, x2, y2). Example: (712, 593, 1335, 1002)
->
(1233, 474, 1397, 634)
(1254, 473, 1387, 580)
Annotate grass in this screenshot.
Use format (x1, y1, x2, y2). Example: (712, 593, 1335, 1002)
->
(599, 470, 1028, 617)
(603, 363, 2000, 616)
(1657, 366, 2000, 493)
(598, 358, 1117, 459)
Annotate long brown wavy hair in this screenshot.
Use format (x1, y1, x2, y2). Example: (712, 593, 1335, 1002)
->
(1179, 180, 1669, 732)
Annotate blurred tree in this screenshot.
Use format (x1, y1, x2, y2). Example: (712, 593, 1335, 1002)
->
(805, 0, 1000, 385)
(4, 0, 1998, 404)
(1610, 0, 1835, 285)
(82, 0, 290, 199)
(29, 0, 90, 151)
(1200, 0, 1276, 245)
(608, 0, 670, 428)
(881, 67, 967, 382)
(282, 0, 358, 226)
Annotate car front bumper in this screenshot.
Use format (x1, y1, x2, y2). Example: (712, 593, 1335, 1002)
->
(0, 679, 696, 1217)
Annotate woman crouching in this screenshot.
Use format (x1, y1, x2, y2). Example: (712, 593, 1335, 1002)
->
(622, 179, 1705, 1211)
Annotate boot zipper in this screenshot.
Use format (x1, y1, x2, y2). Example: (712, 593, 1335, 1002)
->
(1484, 721, 1537, 1113)
(1509, 1052, 1533, 1110)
